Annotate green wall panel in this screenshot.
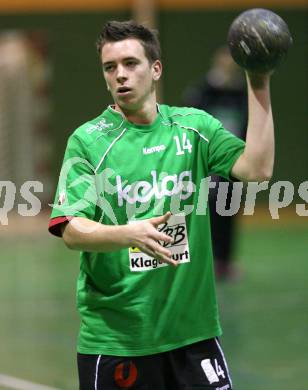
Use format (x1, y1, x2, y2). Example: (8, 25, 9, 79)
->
(0, 9, 307, 193)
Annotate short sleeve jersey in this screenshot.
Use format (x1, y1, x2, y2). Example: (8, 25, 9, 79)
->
(49, 104, 245, 356)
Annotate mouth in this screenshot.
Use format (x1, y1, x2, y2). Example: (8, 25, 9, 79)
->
(116, 86, 132, 96)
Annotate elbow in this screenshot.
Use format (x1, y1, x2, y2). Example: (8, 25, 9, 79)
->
(247, 158, 274, 182)
(62, 233, 76, 250)
(262, 172, 273, 182)
(233, 154, 274, 183)
(259, 164, 274, 181)
(251, 168, 273, 182)
(63, 236, 76, 250)
(61, 223, 79, 250)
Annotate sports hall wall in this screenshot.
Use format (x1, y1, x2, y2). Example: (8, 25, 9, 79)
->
(0, 7, 306, 193)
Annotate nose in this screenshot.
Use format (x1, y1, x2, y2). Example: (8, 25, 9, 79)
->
(116, 64, 128, 84)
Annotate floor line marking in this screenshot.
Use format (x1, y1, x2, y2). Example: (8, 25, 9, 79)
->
(0, 374, 61, 390)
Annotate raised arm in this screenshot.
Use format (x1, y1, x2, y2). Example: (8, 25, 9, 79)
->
(61, 212, 177, 266)
(231, 72, 274, 182)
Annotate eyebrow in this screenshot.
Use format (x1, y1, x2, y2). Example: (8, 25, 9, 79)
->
(102, 56, 139, 66)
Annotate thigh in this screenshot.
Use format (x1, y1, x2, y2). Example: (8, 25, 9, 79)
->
(167, 338, 233, 389)
(77, 352, 169, 390)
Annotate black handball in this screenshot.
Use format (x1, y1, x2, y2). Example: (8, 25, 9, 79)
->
(227, 8, 293, 73)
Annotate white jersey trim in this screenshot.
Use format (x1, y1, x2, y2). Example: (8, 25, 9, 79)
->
(157, 105, 209, 143)
(215, 338, 233, 387)
(157, 104, 210, 120)
(173, 122, 209, 143)
(95, 127, 128, 173)
(162, 120, 209, 144)
(94, 355, 102, 390)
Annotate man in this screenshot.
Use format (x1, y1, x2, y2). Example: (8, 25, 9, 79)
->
(49, 20, 274, 389)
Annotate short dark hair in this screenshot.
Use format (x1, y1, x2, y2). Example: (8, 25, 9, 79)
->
(96, 20, 161, 63)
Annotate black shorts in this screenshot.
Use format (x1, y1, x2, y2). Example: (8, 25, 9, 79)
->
(77, 338, 233, 390)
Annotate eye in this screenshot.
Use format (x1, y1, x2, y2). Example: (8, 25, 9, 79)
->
(126, 60, 137, 68)
(104, 64, 115, 72)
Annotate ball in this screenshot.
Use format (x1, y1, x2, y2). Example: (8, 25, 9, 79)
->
(227, 8, 293, 73)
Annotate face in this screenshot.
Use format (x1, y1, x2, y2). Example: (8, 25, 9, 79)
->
(101, 38, 162, 112)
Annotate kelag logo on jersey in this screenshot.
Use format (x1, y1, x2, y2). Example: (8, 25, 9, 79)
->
(116, 170, 194, 207)
(52, 159, 196, 226)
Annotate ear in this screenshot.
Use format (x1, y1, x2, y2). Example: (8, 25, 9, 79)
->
(152, 60, 162, 81)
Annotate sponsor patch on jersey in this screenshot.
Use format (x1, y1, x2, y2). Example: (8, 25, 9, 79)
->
(129, 213, 190, 272)
(58, 190, 66, 205)
(86, 118, 114, 134)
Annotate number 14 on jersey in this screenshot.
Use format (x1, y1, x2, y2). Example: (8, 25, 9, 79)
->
(173, 133, 192, 155)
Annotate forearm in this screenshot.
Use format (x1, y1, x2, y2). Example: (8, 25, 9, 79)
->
(232, 73, 274, 181)
(61, 213, 177, 266)
(62, 217, 130, 252)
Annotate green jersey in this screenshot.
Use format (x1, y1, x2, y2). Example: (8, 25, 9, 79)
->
(49, 104, 245, 356)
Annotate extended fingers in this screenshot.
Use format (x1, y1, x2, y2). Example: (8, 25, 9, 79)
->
(151, 211, 172, 227)
(141, 241, 177, 267)
(154, 231, 174, 245)
(155, 252, 178, 267)
(151, 245, 178, 267)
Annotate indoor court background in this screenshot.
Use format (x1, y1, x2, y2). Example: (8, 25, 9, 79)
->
(0, 0, 307, 389)
(1, 214, 307, 390)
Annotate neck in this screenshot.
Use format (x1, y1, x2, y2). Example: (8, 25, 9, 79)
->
(115, 95, 158, 125)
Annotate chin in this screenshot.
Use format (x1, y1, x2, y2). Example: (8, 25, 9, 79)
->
(117, 100, 140, 112)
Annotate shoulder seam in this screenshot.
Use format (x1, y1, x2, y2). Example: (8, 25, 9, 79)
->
(161, 119, 209, 143)
(173, 122, 209, 143)
(158, 104, 209, 120)
(170, 111, 209, 119)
